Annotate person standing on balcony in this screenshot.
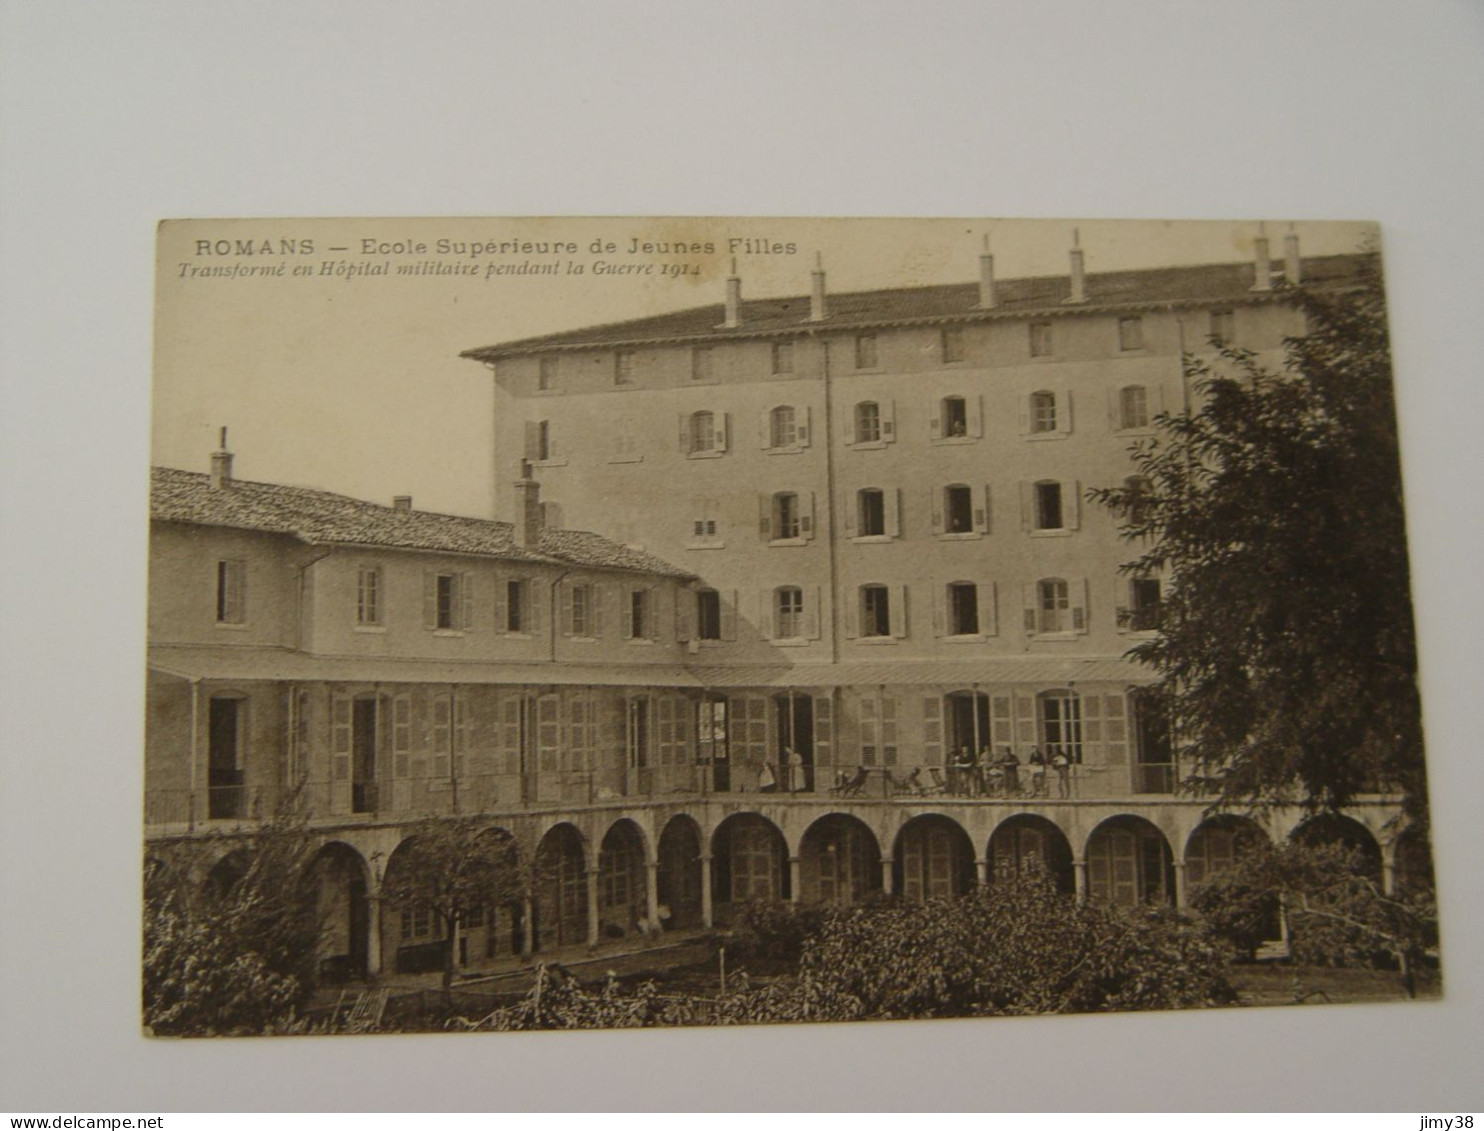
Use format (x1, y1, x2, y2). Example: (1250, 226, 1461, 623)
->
(1051, 747, 1072, 799)
(1028, 747, 1047, 797)
(758, 760, 777, 793)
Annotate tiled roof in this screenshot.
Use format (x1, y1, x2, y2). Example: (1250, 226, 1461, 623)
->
(150, 466, 692, 578)
(462, 254, 1371, 359)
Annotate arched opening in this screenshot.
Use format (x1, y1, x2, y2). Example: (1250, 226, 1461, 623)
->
(711, 813, 788, 921)
(458, 827, 525, 967)
(988, 814, 1074, 893)
(893, 814, 975, 901)
(657, 816, 704, 929)
(597, 819, 648, 939)
(1086, 816, 1175, 907)
(769, 404, 798, 448)
(1291, 813, 1382, 881)
(1393, 827, 1435, 898)
(310, 842, 371, 983)
(799, 814, 882, 905)
(202, 848, 249, 902)
(379, 837, 448, 975)
(534, 822, 588, 951)
(1184, 815, 1268, 887)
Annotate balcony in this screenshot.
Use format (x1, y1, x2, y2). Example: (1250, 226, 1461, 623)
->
(1132, 763, 1176, 794)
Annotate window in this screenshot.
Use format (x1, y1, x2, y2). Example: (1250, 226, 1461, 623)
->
(854, 333, 878, 369)
(1118, 385, 1149, 430)
(1040, 690, 1083, 762)
(1124, 475, 1152, 527)
(1029, 321, 1054, 357)
(1030, 390, 1057, 434)
(1128, 577, 1162, 632)
(692, 517, 717, 539)
(949, 582, 979, 635)
(771, 341, 793, 374)
(570, 584, 595, 637)
(775, 586, 804, 639)
(857, 488, 885, 536)
(858, 695, 899, 767)
(855, 401, 881, 443)
(424, 571, 471, 631)
(941, 325, 965, 363)
(356, 567, 381, 626)
(770, 405, 797, 448)
(538, 355, 558, 390)
(860, 584, 890, 637)
(1118, 316, 1145, 351)
(689, 410, 715, 454)
(1036, 578, 1070, 634)
(774, 492, 801, 539)
(696, 588, 722, 640)
(216, 559, 246, 624)
(941, 396, 968, 437)
(1034, 481, 1064, 531)
(627, 588, 650, 640)
(400, 904, 435, 942)
(435, 574, 457, 629)
(691, 347, 712, 381)
(1210, 309, 1234, 346)
(944, 484, 973, 534)
(614, 350, 634, 384)
(505, 578, 526, 632)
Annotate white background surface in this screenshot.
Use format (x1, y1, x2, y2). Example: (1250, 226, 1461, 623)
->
(2, 0, 1481, 1113)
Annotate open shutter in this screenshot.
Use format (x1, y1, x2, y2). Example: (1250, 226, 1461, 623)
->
(843, 589, 858, 639)
(758, 493, 772, 541)
(843, 493, 858, 536)
(1152, 384, 1166, 417)
(592, 584, 606, 638)
(721, 589, 739, 641)
(1104, 693, 1129, 767)
(814, 695, 833, 770)
(527, 578, 544, 634)
(930, 487, 944, 534)
(432, 695, 452, 779)
(929, 401, 943, 439)
(758, 409, 773, 450)
(454, 695, 468, 778)
(882, 398, 897, 442)
(1066, 480, 1082, 530)
(675, 587, 695, 641)
(886, 488, 902, 537)
(891, 584, 909, 638)
(678, 413, 690, 453)
(715, 412, 730, 452)
(1014, 693, 1037, 748)
(991, 695, 1013, 748)
(968, 394, 984, 438)
(1023, 581, 1038, 634)
(1072, 577, 1088, 632)
(1018, 394, 1031, 435)
(922, 696, 944, 765)
(979, 581, 998, 636)
(800, 492, 816, 540)
(842, 408, 856, 446)
(460, 573, 474, 630)
(798, 406, 812, 447)
(423, 572, 437, 629)
(393, 695, 411, 779)
(1061, 388, 1074, 434)
(932, 582, 946, 637)
(331, 695, 352, 783)
(524, 420, 542, 460)
(1019, 481, 1033, 531)
(559, 581, 573, 637)
(974, 484, 991, 534)
(756, 589, 774, 640)
(494, 576, 508, 634)
(805, 585, 822, 640)
(859, 697, 878, 766)
(621, 587, 635, 640)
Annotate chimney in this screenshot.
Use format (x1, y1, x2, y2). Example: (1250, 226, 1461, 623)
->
(1283, 227, 1302, 285)
(392, 495, 413, 511)
(1065, 228, 1086, 304)
(209, 426, 233, 489)
(1251, 224, 1272, 292)
(977, 235, 996, 309)
(721, 258, 742, 328)
(513, 460, 544, 548)
(809, 253, 828, 322)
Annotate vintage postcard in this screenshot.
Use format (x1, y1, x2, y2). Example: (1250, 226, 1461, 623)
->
(144, 217, 1435, 1035)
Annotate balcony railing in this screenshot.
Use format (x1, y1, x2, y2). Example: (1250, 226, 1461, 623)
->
(1133, 762, 1176, 794)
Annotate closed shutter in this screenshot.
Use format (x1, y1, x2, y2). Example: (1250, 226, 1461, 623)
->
(423, 572, 437, 629)
(798, 405, 812, 447)
(1066, 480, 1082, 530)
(886, 488, 902, 537)
(881, 399, 897, 442)
(1014, 693, 1037, 748)
(715, 412, 730, 452)
(1083, 694, 1103, 763)
(979, 581, 998, 636)
(433, 695, 452, 779)
(454, 695, 468, 777)
(991, 695, 1014, 748)
(592, 584, 606, 638)
(814, 695, 833, 770)
(499, 696, 522, 777)
(922, 695, 944, 764)
(621, 587, 635, 640)
(675, 587, 695, 641)
(800, 492, 815, 539)
(881, 698, 899, 765)
(859, 697, 878, 766)
(843, 493, 858, 537)
(1103, 694, 1128, 767)
(393, 695, 412, 778)
(331, 695, 352, 782)
(537, 694, 560, 773)
(891, 584, 909, 638)
(460, 573, 474, 630)
(527, 578, 544, 633)
(493, 576, 508, 634)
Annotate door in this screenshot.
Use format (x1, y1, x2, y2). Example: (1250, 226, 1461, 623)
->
(207, 698, 243, 818)
(774, 694, 814, 792)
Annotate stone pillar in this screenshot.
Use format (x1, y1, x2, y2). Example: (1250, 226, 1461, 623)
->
(699, 854, 714, 928)
(365, 895, 383, 978)
(1073, 858, 1088, 904)
(1171, 860, 1187, 908)
(788, 856, 803, 904)
(521, 897, 534, 958)
(880, 856, 894, 896)
(975, 858, 989, 887)
(645, 861, 661, 934)
(1382, 857, 1398, 897)
(586, 868, 601, 947)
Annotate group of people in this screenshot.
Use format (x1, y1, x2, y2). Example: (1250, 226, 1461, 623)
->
(756, 747, 810, 793)
(943, 745, 1074, 799)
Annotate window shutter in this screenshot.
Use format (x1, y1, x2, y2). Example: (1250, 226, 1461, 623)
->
(805, 586, 822, 639)
(891, 584, 909, 638)
(814, 695, 833, 768)
(798, 405, 811, 447)
(560, 581, 573, 637)
(433, 695, 452, 779)
(859, 697, 878, 766)
(1022, 582, 1038, 634)
(843, 493, 858, 536)
(968, 394, 984, 438)
(454, 695, 468, 777)
(494, 576, 508, 634)
(929, 403, 943, 439)
(843, 410, 856, 446)
(592, 584, 606, 638)
(1104, 694, 1128, 767)
(1061, 388, 1074, 433)
(930, 487, 944, 534)
(1152, 384, 1165, 416)
(980, 581, 998, 636)
(882, 398, 897, 441)
(1067, 480, 1082, 530)
(715, 412, 729, 452)
(678, 414, 690, 453)
(758, 409, 772, 450)
(843, 590, 859, 639)
(1019, 481, 1032, 531)
(932, 582, 946, 636)
(423, 572, 437, 630)
(922, 696, 944, 765)
(721, 589, 739, 641)
(675, 588, 694, 641)
(801, 492, 815, 539)
(524, 420, 542, 461)
(756, 589, 773, 640)
(232, 563, 247, 623)
(886, 488, 902, 537)
(974, 484, 991, 534)
(622, 587, 635, 639)
(1072, 577, 1088, 632)
(460, 572, 474, 630)
(1018, 394, 1031, 435)
(758, 493, 772, 540)
(527, 578, 544, 633)
(330, 696, 351, 785)
(393, 695, 411, 778)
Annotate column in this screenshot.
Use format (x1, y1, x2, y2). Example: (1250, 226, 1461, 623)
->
(880, 856, 894, 896)
(1382, 859, 1397, 897)
(1073, 857, 1088, 904)
(645, 861, 661, 936)
(521, 896, 534, 958)
(788, 856, 802, 904)
(975, 857, 989, 887)
(1171, 860, 1187, 908)
(586, 868, 601, 947)
(699, 854, 714, 928)
(365, 895, 383, 978)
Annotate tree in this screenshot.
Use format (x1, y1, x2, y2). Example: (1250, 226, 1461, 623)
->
(1090, 259, 1426, 822)
(377, 817, 527, 988)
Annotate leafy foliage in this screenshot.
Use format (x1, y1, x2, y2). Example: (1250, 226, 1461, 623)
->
(1090, 261, 1426, 821)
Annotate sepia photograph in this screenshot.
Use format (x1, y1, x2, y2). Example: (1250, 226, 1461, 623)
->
(142, 216, 1438, 1037)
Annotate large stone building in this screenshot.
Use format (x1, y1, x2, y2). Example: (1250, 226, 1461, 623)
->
(145, 234, 1418, 983)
